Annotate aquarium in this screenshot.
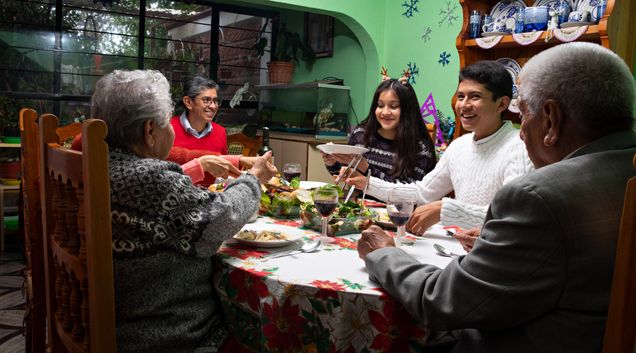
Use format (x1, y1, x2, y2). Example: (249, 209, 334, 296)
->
(257, 82, 350, 138)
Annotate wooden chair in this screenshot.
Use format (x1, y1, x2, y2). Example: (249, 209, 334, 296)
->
(227, 133, 261, 156)
(602, 153, 636, 353)
(38, 115, 116, 352)
(20, 109, 84, 353)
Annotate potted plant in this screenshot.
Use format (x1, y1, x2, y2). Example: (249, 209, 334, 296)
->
(254, 21, 316, 84)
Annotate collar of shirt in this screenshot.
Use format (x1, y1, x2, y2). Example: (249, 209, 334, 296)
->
(179, 111, 213, 139)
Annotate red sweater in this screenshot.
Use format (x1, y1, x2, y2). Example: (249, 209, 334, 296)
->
(170, 116, 228, 155)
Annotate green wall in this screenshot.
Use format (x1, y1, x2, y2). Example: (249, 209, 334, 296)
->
(226, 0, 463, 127)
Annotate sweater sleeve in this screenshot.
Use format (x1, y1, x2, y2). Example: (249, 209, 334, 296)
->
(180, 158, 205, 184)
(440, 197, 488, 229)
(167, 146, 220, 165)
(366, 150, 453, 204)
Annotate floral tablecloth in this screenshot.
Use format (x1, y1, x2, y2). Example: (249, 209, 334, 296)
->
(213, 215, 466, 353)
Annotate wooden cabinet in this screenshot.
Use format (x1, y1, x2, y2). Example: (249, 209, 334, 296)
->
(454, 0, 635, 137)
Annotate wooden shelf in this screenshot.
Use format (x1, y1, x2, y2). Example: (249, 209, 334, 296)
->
(463, 25, 600, 49)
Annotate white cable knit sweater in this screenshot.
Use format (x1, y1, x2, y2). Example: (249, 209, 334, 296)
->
(366, 121, 533, 229)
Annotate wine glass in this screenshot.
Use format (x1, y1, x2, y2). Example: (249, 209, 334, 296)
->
(386, 187, 416, 247)
(283, 163, 302, 182)
(313, 188, 339, 244)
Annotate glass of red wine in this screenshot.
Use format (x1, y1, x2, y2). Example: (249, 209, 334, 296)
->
(386, 187, 416, 247)
(313, 187, 339, 244)
(283, 163, 302, 182)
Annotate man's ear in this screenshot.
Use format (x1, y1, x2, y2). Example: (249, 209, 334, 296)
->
(542, 99, 563, 147)
(496, 96, 511, 114)
(183, 96, 194, 111)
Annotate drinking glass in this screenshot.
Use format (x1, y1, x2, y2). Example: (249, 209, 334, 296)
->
(283, 163, 302, 182)
(313, 188, 339, 244)
(386, 187, 416, 247)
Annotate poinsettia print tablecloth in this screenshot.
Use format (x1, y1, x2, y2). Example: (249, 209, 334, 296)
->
(213, 215, 466, 353)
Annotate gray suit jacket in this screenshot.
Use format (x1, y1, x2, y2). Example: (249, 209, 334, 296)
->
(366, 130, 636, 353)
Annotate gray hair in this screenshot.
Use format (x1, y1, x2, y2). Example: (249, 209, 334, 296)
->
(91, 70, 173, 150)
(519, 42, 634, 136)
(184, 76, 220, 99)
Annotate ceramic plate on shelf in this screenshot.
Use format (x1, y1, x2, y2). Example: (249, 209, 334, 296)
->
(490, 0, 526, 19)
(234, 224, 305, 248)
(575, 0, 600, 14)
(316, 144, 369, 155)
(299, 181, 327, 190)
(536, 0, 575, 12)
(496, 57, 522, 114)
(490, 0, 526, 32)
(481, 31, 509, 37)
(559, 21, 593, 27)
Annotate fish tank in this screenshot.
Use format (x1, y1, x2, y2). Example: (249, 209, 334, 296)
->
(257, 82, 350, 139)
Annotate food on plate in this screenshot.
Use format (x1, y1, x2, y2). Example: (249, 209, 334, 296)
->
(236, 229, 287, 241)
(260, 175, 305, 218)
(208, 182, 227, 192)
(300, 199, 376, 236)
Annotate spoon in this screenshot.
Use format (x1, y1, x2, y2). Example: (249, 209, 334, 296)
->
(433, 243, 461, 258)
(263, 240, 321, 260)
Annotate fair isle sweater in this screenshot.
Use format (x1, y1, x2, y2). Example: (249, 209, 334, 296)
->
(367, 121, 533, 229)
(327, 126, 436, 183)
(109, 149, 260, 353)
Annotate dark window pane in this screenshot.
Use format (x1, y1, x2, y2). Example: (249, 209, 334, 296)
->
(0, 0, 56, 30)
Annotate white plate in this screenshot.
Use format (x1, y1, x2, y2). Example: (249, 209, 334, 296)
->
(316, 144, 369, 155)
(234, 224, 305, 248)
(496, 57, 521, 76)
(299, 181, 327, 190)
(481, 31, 509, 37)
(559, 21, 593, 27)
(490, 0, 526, 32)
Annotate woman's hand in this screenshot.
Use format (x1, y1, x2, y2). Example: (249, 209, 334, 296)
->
(197, 155, 241, 178)
(454, 228, 480, 252)
(406, 201, 442, 235)
(320, 151, 338, 166)
(357, 225, 395, 259)
(248, 151, 278, 184)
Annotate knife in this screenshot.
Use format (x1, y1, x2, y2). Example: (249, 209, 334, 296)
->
(343, 184, 356, 203)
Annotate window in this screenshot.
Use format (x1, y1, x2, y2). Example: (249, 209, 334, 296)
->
(0, 0, 275, 127)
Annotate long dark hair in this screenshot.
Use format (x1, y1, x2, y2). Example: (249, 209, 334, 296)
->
(361, 79, 435, 179)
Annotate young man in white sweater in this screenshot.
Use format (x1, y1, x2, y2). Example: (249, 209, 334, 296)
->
(345, 61, 533, 232)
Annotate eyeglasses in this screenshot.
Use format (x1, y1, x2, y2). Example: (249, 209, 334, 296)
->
(196, 96, 221, 106)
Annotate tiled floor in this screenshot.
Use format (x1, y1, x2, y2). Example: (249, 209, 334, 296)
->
(0, 238, 26, 353)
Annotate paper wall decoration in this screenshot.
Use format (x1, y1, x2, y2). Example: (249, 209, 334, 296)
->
(420, 93, 447, 146)
(402, 0, 420, 18)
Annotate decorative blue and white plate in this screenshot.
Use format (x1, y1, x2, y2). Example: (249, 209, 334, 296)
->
(536, 0, 575, 12)
(496, 57, 522, 113)
(490, 0, 526, 33)
(575, 0, 601, 14)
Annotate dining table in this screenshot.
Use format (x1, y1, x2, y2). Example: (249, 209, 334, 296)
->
(213, 208, 467, 353)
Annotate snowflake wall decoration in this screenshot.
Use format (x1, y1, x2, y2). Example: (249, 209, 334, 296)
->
(421, 26, 432, 42)
(438, 51, 451, 66)
(406, 62, 419, 84)
(438, 0, 459, 27)
(402, 0, 419, 18)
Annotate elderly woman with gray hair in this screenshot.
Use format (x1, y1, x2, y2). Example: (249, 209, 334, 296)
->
(91, 69, 276, 352)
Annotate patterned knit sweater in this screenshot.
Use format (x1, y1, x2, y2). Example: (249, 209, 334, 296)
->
(326, 125, 436, 183)
(108, 149, 260, 353)
(367, 121, 533, 229)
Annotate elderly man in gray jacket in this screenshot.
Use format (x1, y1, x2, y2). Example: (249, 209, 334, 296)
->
(357, 42, 636, 353)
